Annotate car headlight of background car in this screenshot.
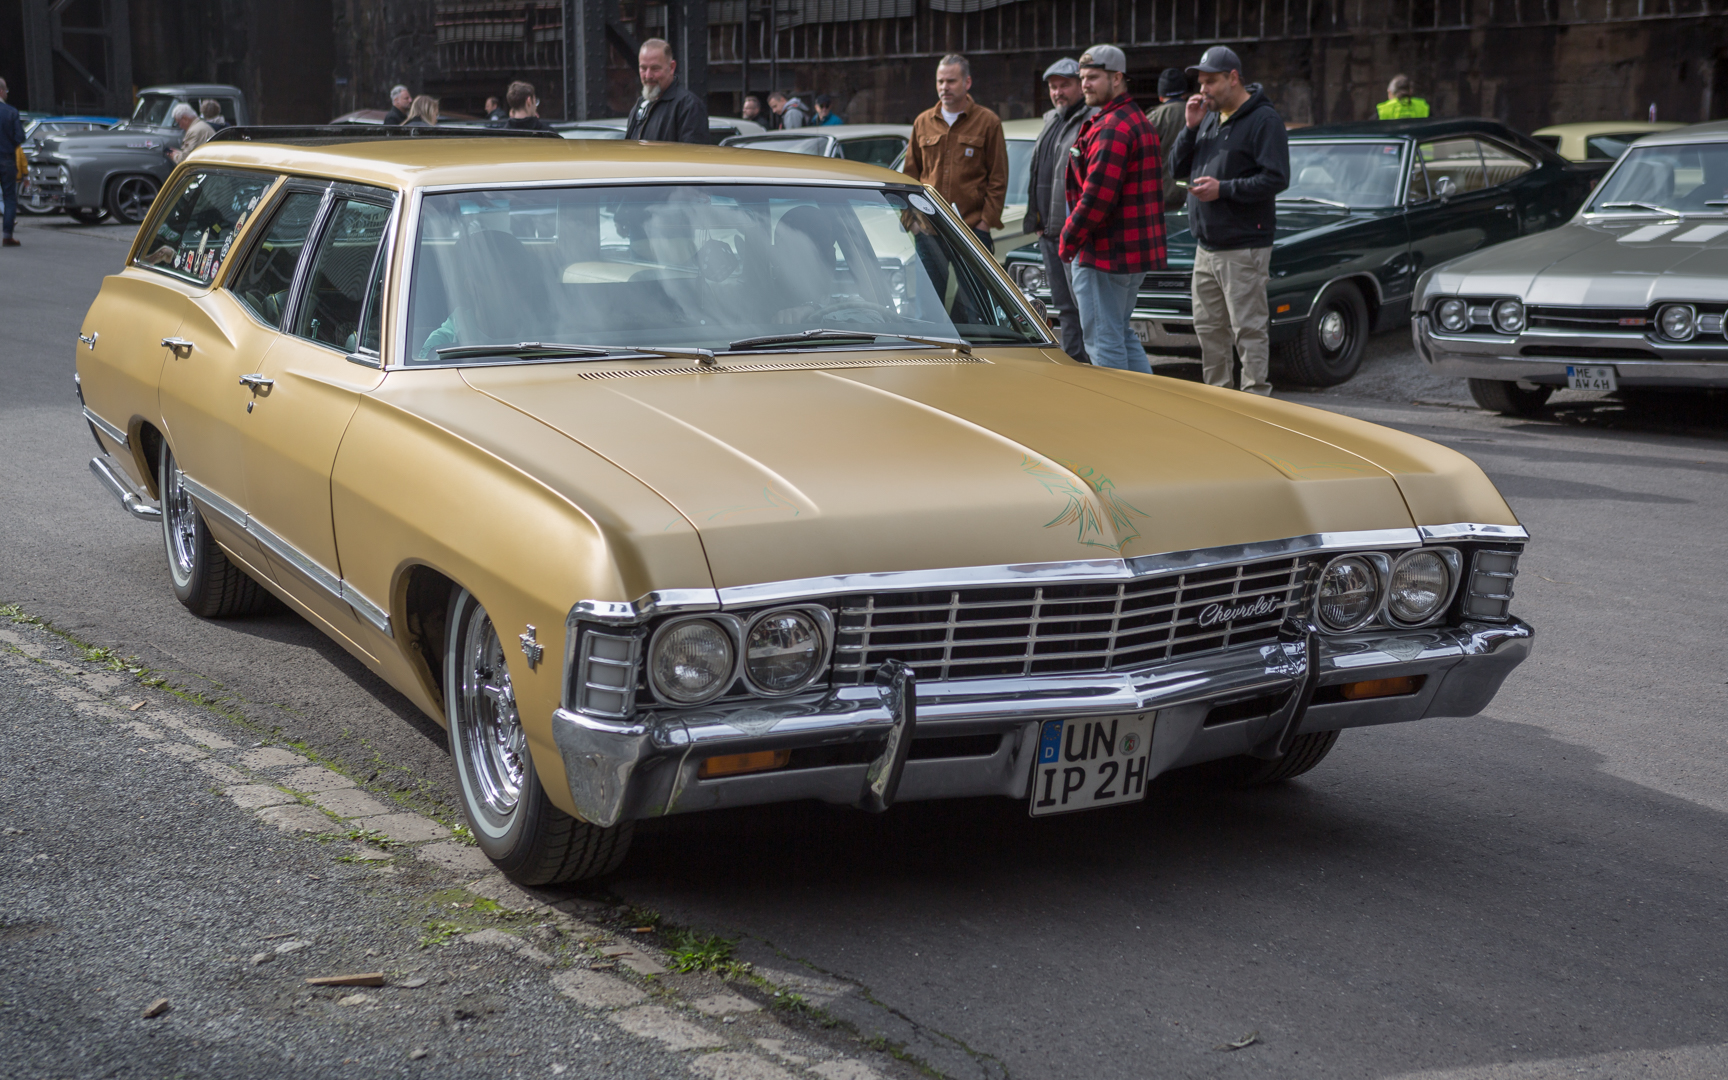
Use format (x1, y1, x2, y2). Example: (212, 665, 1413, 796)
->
(1010, 262, 1047, 293)
(1436, 298, 1469, 332)
(1491, 298, 1525, 335)
(1659, 303, 1696, 341)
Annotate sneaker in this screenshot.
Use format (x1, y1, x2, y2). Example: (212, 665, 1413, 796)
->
(1, 237, 18, 247)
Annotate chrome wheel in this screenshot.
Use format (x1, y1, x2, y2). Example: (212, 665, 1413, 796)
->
(161, 450, 199, 589)
(455, 604, 528, 828)
(1318, 309, 1348, 352)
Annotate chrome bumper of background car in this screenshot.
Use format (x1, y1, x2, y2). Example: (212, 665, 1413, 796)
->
(1413, 315, 1728, 387)
(551, 619, 1532, 827)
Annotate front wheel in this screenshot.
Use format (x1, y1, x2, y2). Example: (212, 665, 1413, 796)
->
(106, 175, 160, 225)
(1272, 282, 1369, 386)
(445, 588, 633, 885)
(1468, 378, 1552, 416)
(158, 442, 272, 617)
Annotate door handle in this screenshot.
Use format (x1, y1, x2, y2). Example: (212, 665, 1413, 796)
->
(238, 374, 275, 391)
(161, 336, 194, 356)
(1494, 203, 1516, 211)
(78, 331, 98, 350)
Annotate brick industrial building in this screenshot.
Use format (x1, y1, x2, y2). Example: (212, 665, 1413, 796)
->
(3, 0, 1727, 135)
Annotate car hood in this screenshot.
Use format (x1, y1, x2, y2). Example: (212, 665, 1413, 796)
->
(1153, 206, 1387, 276)
(462, 352, 1513, 590)
(1425, 218, 1728, 306)
(37, 127, 175, 159)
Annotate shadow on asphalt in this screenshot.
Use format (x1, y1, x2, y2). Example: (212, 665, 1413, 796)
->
(589, 718, 1728, 1075)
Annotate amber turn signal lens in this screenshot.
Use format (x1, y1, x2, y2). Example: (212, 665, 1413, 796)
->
(697, 750, 791, 779)
(1340, 676, 1422, 701)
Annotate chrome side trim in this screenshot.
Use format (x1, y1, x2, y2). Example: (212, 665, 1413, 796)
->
(572, 589, 722, 624)
(178, 474, 247, 529)
(82, 406, 129, 449)
(1418, 523, 1528, 542)
(89, 455, 162, 521)
(179, 471, 391, 636)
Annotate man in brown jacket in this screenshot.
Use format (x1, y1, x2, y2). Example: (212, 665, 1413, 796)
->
(902, 53, 1008, 250)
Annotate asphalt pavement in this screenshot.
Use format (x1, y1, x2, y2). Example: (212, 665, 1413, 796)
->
(3, 211, 1727, 1079)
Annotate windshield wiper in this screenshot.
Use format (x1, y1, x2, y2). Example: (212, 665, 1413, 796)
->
(727, 328, 972, 355)
(434, 341, 716, 366)
(1277, 195, 1350, 209)
(1597, 201, 1687, 217)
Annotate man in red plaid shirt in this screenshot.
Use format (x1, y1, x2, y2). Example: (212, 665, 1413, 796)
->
(1058, 44, 1168, 373)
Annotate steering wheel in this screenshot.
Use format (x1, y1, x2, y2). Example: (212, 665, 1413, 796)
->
(812, 298, 893, 324)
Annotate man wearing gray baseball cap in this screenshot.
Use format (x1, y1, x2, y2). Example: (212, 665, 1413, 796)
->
(1170, 45, 1289, 395)
(1025, 57, 1097, 362)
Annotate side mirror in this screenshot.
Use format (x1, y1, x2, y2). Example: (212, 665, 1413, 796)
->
(1434, 175, 1458, 202)
(1030, 296, 1050, 325)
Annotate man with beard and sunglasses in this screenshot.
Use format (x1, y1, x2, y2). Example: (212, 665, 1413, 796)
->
(626, 38, 709, 144)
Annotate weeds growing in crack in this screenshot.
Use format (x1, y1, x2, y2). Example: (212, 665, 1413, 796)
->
(659, 927, 750, 976)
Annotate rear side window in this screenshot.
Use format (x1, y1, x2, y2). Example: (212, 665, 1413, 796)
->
(294, 198, 394, 352)
(228, 190, 324, 329)
(1411, 137, 1487, 199)
(135, 170, 274, 285)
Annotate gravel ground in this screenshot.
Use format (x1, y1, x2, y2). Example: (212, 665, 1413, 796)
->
(0, 612, 914, 1080)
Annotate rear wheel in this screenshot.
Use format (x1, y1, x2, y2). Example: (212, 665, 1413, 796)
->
(69, 206, 109, 225)
(106, 175, 160, 225)
(1468, 378, 1552, 416)
(1202, 731, 1341, 787)
(1273, 282, 1369, 386)
(158, 442, 272, 617)
(445, 588, 633, 885)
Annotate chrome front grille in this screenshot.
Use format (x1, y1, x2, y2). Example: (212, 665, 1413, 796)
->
(831, 557, 1311, 685)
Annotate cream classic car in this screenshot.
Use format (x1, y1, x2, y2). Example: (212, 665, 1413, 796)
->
(78, 126, 1533, 884)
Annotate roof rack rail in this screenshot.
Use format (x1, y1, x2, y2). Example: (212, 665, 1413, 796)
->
(209, 124, 563, 143)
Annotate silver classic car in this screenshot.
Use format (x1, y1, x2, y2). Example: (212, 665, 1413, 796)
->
(1414, 122, 1728, 414)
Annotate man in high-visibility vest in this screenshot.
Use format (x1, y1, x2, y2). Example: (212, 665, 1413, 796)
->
(1377, 74, 1429, 119)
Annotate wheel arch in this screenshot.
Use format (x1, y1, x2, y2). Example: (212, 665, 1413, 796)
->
(132, 421, 166, 500)
(396, 562, 463, 721)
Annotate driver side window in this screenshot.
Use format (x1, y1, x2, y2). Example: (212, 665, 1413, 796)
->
(294, 198, 394, 353)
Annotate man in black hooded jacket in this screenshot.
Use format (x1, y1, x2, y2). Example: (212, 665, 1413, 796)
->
(626, 38, 709, 143)
(1170, 46, 1289, 395)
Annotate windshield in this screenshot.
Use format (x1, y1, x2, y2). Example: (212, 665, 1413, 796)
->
(731, 136, 832, 156)
(405, 184, 1044, 363)
(1281, 141, 1406, 207)
(129, 94, 184, 128)
(1588, 143, 1728, 213)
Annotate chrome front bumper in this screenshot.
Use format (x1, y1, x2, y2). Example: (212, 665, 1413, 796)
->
(551, 619, 1533, 826)
(1413, 314, 1728, 388)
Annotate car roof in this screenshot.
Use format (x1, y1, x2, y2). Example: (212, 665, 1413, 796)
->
(1625, 120, 1728, 146)
(1292, 116, 1519, 140)
(184, 134, 911, 189)
(1001, 118, 1045, 139)
(1531, 121, 1683, 137)
(137, 84, 244, 97)
(734, 124, 911, 140)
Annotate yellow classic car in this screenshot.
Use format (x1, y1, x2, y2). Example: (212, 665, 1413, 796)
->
(77, 126, 1534, 885)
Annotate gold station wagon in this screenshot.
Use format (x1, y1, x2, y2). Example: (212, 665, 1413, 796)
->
(77, 126, 1534, 884)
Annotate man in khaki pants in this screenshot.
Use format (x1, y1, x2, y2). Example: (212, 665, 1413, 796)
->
(1170, 47, 1289, 394)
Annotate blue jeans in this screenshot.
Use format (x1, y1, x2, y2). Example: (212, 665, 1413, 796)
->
(0, 167, 16, 239)
(1070, 264, 1149, 373)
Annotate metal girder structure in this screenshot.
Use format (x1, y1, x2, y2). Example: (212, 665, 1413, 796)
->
(21, 0, 132, 115)
(562, 0, 706, 121)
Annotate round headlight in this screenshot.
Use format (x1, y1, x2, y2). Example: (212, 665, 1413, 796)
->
(1317, 555, 1381, 632)
(1387, 550, 1452, 625)
(650, 619, 735, 704)
(1491, 298, 1525, 335)
(1436, 298, 1468, 333)
(744, 609, 826, 694)
(1659, 303, 1696, 341)
(1012, 262, 1048, 293)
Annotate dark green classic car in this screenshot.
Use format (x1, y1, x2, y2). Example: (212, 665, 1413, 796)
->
(1005, 117, 1597, 385)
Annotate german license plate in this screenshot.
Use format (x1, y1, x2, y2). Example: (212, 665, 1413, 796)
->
(1131, 320, 1156, 344)
(1566, 364, 1617, 391)
(1029, 713, 1155, 817)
